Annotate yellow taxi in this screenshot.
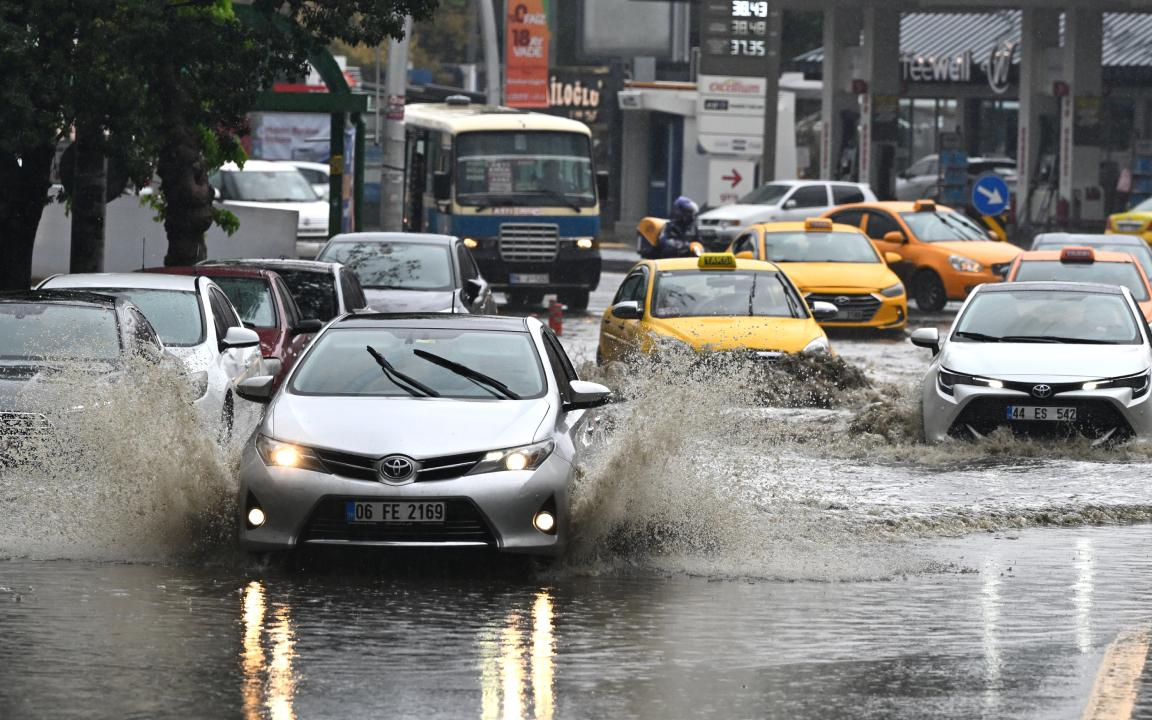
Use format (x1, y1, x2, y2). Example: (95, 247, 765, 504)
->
(728, 218, 907, 330)
(823, 200, 1021, 312)
(1006, 246, 1152, 322)
(1107, 199, 1152, 243)
(597, 253, 834, 364)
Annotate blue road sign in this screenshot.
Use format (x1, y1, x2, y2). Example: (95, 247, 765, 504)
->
(972, 174, 1010, 216)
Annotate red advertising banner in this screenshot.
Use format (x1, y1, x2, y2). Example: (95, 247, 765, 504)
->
(505, 1, 550, 108)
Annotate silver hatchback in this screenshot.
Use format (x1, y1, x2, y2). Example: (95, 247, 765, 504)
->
(234, 313, 610, 556)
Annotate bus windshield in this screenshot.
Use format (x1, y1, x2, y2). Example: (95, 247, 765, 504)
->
(455, 131, 595, 208)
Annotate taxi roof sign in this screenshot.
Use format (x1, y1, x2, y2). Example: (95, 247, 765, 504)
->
(698, 253, 738, 270)
(804, 218, 833, 232)
(1060, 246, 1095, 263)
(913, 200, 937, 213)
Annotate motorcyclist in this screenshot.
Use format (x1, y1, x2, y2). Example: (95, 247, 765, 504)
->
(654, 196, 700, 258)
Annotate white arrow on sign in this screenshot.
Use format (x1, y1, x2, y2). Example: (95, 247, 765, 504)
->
(976, 184, 1004, 207)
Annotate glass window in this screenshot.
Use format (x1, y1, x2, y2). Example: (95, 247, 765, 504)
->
(540, 328, 577, 401)
(295, 168, 327, 185)
(125, 307, 163, 357)
(738, 183, 790, 206)
(650, 270, 806, 319)
(613, 272, 647, 305)
(455, 132, 595, 206)
(899, 211, 988, 241)
(832, 185, 866, 205)
(906, 157, 934, 177)
(290, 328, 547, 399)
(275, 270, 339, 321)
(787, 185, 830, 209)
(80, 289, 205, 347)
(1033, 242, 1152, 279)
(863, 211, 902, 240)
(273, 276, 302, 328)
(828, 209, 866, 229)
(456, 243, 479, 282)
(211, 277, 277, 328)
(220, 170, 318, 202)
(732, 233, 758, 258)
(319, 241, 453, 291)
(760, 231, 880, 263)
(1012, 260, 1149, 301)
(0, 303, 121, 361)
(340, 270, 368, 310)
(954, 290, 1140, 345)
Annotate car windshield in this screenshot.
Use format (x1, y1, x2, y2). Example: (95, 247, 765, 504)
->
(954, 290, 1141, 345)
(210, 276, 277, 328)
(222, 170, 317, 202)
(737, 183, 790, 205)
(274, 270, 338, 321)
(0, 303, 121, 362)
(1131, 197, 1152, 212)
(290, 327, 546, 399)
(319, 242, 453, 291)
(1033, 241, 1152, 278)
(650, 270, 806, 319)
(1012, 260, 1149, 301)
(899, 211, 989, 241)
(455, 131, 595, 207)
(760, 231, 880, 263)
(82, 288, 204, 346)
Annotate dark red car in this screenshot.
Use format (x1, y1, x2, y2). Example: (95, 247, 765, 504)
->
(142, 266, 321, 387)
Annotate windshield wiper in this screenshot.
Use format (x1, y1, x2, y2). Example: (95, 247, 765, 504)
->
(365, 345, 440, 397)
(747, 273, 758, 316)
(1001, 335, 1113, 345)
(954, 331, 1004, 342)
(519, 189, 582, 213)
(413, 349, 520, 399)
(471, 197, 520, 214)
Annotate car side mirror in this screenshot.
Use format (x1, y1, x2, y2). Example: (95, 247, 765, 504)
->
(565, 380, 613, 411)
(291, 318, 323, 335)
(735, 250, 754, 259)
(910, 327, 940, 354)
(433, 171, 451, 201)
(463, 277, 485, 304)
(236, 375, 276, 404)
(809, 300, 838, 320)
(220, 326, 260, 350)
(596, 170, 609, 203)
(884, 251, 903, 264)
(611, 300, 643, 320)
(883, 231, 907, 243)
(784, 199, 798, 210)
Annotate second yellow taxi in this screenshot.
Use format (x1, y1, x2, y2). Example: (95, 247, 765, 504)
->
(597, 253, 834, 364)
(729, 218, 908, 331)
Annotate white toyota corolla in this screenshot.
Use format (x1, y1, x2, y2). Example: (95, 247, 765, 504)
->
(912, 281, 1152, 443)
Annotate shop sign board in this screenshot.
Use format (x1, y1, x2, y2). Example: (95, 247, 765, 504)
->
(900, 39, 1019, 95)
(697, 74, 766, 157)
(505, 0, 551, 108)
(707, 159, 757, 207)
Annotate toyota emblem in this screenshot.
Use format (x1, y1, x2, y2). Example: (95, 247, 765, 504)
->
(1031, 384, 1053, 399)
(835, 296, 851, 305)
(379, 455, 416, 482)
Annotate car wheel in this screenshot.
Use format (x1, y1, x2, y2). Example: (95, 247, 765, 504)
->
(912, 269, 946, 312)
(558, 289, 590, 310)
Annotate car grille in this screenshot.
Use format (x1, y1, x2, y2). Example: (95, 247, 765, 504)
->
(991, 262, 1012, 277)
(300, 497, 497, 545)
(0, 412, 51, 438)
(500, 224, 559, 262)
(1115, 220, 1146, 233)
(312, 448, 486, 482)
(806, 293, 881, 322)
(950, 397, 1132, 440)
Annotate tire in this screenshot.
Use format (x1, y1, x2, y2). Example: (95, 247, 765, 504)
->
(558, 289, 590, 311)
(912, 269, 947, 313)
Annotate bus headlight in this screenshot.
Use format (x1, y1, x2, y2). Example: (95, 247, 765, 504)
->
(574, 237, 595, 249)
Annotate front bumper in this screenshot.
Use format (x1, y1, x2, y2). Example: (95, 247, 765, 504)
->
(237, 443, 570, 555)
(922, 375, 1152, 442)
(806, 292, 907, 330)
(470, 241, 601, 291)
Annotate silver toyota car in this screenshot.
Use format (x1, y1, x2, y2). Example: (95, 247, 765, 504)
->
(234, 313, 611, 556)
(912, 282, 1152, 443)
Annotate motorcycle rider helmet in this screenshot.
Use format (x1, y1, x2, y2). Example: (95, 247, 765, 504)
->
(671, 196, 699, 225)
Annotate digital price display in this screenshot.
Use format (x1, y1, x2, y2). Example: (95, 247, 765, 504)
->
(699, 1, 776, 75)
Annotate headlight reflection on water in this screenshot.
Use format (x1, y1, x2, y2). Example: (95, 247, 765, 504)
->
(242, 581, 298, 720)
(480, 590, 555, 720)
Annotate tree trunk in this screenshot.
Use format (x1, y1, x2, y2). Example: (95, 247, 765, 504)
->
(69, 121, 107, 273)
(0, 145, 56, 290)
(157, 124, 214, 266)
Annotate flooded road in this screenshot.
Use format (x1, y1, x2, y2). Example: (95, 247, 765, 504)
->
(4, 274, 1152, 719)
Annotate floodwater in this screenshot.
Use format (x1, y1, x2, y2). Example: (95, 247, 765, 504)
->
(3, 278, 1152, 719)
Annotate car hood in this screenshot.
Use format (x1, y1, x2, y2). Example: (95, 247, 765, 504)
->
(267, 395, 552, 457)
(699, 204, 780, 223)
(777, 262, 900, 293)
(0, 363, 123, 413)
(928, 241, 1022, 264)
(225, 199, 329, 224)
(941, 341, 1150, 381)
(646, 316, 822, 353)
(363, 288, 458, 313)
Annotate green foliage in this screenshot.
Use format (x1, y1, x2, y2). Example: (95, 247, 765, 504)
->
(212, 207, 241, 236)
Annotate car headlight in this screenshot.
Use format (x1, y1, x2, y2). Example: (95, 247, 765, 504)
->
(949, 255, 984, 273)
(256, 435, 329, 472)
(467, 440, 554, 475)
(187, 371, 209, 399)
(936, 368, 1003, 396)
(879, 282, 905, 298)
(802, 336, 830, 354)
(572, 236, 595, 249)
(653, 334, 694, 356)
(1082, 369, 1151, 397)
(724, 220, 742, 227)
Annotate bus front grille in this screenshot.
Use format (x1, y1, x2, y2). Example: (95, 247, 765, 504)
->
(500, 224, 559, 262)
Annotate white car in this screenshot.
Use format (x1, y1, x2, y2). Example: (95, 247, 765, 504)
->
(284, 160, 331, 201)
(210, 160, 330, 259)
(895, 154, 1017, 202)
(37, 273, 267, 435)
(912, 281, 1152, 444)
(697, 180, 876, 246)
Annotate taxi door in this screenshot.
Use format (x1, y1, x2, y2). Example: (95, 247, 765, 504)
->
(600, 268, 649, 361)
(861, 209, 916, 284)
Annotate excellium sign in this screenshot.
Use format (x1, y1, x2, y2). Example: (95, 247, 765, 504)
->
(899, 39, 1018, 95)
